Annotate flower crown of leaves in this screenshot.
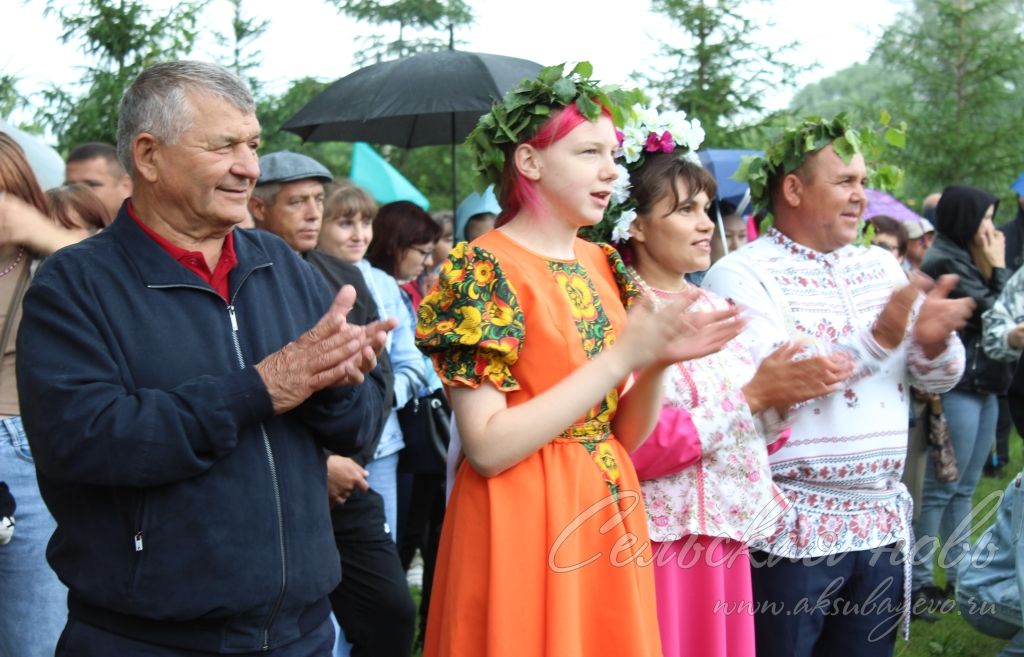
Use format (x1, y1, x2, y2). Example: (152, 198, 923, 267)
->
(466, 61, 636, 194)
(734, 112, 906, 228)
(581, 102, 707, 245)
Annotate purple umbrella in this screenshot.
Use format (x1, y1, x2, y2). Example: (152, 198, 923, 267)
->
(864, 189, 922, 224)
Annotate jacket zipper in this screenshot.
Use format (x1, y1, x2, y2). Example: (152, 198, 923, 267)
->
(226, 304, 288, 651)
(149, 265, 284, 649)
(128, 491, 148, 596)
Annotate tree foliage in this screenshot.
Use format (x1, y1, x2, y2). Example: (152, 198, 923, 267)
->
(310, 0, 481, 209)
(326, 0, 473, 65)
(40, 0, 205, 152)
(215, 0, 269, 93)
(256, 77, 353, 177)
(0, 75, 25, 121)
(789, 60, 905, 130)
(642, 0, 809, 146)
(875, 0, 1024, 206)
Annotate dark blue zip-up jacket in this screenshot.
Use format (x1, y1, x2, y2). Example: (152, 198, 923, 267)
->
(16, 210, 385, 652)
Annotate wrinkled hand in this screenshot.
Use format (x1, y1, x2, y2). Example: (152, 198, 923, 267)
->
(742, 342, 854, 413)
(359, 316, 397, 363)
(913, 274, 974, 356)
(256, 285, 396, 415)
(326, 455, 370, 508)
(619, 291, 744, 371)
(1006, 322, 1024, 350)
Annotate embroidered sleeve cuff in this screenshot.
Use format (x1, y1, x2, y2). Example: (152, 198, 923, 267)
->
(859, 329, 894, 363)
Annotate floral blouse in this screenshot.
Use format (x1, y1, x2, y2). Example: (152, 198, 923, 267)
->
(631, 286, 790, 544)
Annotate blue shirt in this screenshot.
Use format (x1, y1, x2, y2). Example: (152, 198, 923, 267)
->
(355, 260, 425, 458)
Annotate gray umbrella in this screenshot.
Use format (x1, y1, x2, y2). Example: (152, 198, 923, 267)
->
(282, 49, 541, 209)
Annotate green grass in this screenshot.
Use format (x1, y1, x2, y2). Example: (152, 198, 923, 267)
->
(896, 428, 1021, 657)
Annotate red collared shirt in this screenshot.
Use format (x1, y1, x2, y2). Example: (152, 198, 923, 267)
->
(126, 200, 238, 301)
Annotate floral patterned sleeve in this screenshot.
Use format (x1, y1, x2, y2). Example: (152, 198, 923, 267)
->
(415, 242, 525, 391)
(598, 243, 643, 309)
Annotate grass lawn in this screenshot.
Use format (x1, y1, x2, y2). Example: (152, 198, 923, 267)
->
(896, 428, 1021, 657)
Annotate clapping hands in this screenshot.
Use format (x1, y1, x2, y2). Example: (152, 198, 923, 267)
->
(256, 285, 397, 415)
(618, 289, 744, 372)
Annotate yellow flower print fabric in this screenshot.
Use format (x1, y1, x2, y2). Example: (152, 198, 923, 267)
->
(596, 242, 643, 311)
(416, 242, 525, 391)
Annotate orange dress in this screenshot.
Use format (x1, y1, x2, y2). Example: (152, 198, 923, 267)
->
(415, 231, 662, 657)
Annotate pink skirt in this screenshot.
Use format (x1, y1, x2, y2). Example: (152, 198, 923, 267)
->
(651, 535, 755, 657)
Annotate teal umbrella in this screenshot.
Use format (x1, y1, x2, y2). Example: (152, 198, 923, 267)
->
(349, 142, 429, 210)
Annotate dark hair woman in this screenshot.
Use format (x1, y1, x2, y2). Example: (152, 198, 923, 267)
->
(366, 201, 441, 307)
(911, 184, 1010, 609)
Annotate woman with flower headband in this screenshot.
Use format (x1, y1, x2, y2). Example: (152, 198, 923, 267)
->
(415, 64, 743, 656)
(602, 105, 855, 657)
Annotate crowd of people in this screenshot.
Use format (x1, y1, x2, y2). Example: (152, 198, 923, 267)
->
(0, 58, 1022, 657)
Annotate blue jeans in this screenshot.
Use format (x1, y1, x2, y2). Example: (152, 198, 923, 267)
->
(959, 597, 1024, 657)
(955, 473, 1024, 657)
(0, 416, 68, 657)
(912, 390, 998, 589)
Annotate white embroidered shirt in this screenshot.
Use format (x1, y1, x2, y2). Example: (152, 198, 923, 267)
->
(702, 228, 965, 559)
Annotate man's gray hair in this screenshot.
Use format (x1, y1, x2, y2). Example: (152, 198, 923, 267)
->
(116, 61, 255, 175)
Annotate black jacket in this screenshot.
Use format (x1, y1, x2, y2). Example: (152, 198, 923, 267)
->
(1001, 206, 1024, 274)
(922, 185, 1012, 394)
(302, 248, 394, 466)
(16, 210, 386, 652)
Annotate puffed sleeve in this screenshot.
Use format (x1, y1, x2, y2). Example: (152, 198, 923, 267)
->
(598, 243, 643, 309)
(416, 242, 525, 391)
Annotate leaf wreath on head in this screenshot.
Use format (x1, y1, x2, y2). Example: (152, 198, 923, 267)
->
(734, 112, 906, 239)
(466, 61, 641, 196)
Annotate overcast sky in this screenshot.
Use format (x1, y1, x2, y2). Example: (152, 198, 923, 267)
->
(3, 0, 904, 143)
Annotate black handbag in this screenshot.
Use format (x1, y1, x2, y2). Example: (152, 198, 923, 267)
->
(397, 370, 450, 474)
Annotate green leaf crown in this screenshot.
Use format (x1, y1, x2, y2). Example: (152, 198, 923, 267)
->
(466, 61, 639, 195)
(734, 112, 906, 231)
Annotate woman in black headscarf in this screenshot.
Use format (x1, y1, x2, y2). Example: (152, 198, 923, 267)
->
(911, 184, 1011, 607)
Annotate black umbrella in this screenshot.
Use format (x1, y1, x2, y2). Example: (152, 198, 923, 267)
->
(283, 50, 542, 209)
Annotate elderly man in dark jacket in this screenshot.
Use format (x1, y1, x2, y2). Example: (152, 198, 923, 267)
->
(16, 61, 392, 657)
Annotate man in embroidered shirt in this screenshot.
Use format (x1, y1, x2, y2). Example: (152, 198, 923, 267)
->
(16, 61, 394, 656)
(703, 132, 971, 657)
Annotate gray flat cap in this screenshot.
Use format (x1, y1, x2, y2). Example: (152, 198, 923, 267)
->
(257, 151, 333, 186)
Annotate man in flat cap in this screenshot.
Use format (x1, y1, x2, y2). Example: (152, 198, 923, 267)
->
(251, 151, 417, 657)
(17, 61, 393, 656)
